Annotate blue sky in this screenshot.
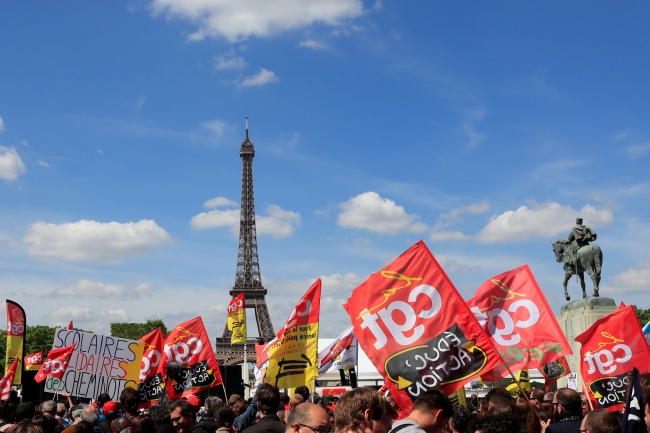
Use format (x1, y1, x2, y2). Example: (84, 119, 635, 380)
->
(1, 1, 650, 342)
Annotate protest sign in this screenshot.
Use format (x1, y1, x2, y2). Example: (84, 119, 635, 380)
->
(344, 240, 502, 414)
(468, 265, 571, 381)
(318, 326, 357, 375)
(43, 328, 144, 401)
(138, 328, 165, 408)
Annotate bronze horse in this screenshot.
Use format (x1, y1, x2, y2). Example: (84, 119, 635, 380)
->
(552, 238, 602, 301)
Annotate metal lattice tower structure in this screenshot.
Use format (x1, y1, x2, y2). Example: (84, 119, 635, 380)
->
(216, 118, 276, 365)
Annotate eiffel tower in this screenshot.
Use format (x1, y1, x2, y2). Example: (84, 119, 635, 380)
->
(215, 118, 276, 365)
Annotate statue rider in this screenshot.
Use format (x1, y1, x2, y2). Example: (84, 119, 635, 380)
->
(567, 217, 597, 269)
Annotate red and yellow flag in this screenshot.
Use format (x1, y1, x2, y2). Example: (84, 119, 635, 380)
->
(468, 265, 571, 381)
(344, 240, 501, 414)
(35, 344, 76, 384)
(5, 300, 25, 385)
(266, 279, 321, 389)
(576, 304, 650, 412)
(138, 328, 165, 408)
(0, 358, 18, 400)
(161, 317, 223, 399)
(24, 351, 44, 371)
(227, 293, 247, 344)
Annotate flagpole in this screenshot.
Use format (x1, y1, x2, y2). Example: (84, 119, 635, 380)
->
(569, 353, 594, 411)
(498, 356, 530, 403)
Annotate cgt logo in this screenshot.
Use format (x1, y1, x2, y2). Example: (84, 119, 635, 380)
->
(164, 338, 203, 365)
(584, 344, 631, 375)
(6, 322, 24, 336)
(25, 354, 42, 364)
(43, 359, 68, 374)
(227, 298, 244, 314)
(471, 300, 539, 346)
(140, 349, 162, 380)
(357, 272, 442, 350)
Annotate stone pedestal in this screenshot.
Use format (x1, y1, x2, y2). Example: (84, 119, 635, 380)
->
(556, 297, 617, 390)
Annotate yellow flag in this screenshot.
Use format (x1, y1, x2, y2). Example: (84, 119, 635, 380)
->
(506, 370, 531, 398)
(266, 280, 321, 389)
(227, 293, 247, 344)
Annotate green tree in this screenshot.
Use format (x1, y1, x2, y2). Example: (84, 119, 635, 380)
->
(110, 320, 168, 341)
(0, 325, 57, 375)
(633, 306, 650, 327)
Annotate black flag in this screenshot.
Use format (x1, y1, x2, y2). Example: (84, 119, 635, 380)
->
(622, 367, 645, 433)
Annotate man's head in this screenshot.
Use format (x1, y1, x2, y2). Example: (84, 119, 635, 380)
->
(232, 399, 248, 416)
(215, 404, 235, 429)
(80, 406, 99, 426)
(204, 397, 223, 416)
(334, 387, 396, 433)
(228, 394, 242, 407)
(56, 403, 67, 417)
(41, 400, 57, 416)
(290, 394, 305, 410)
(256, 384, 281, 416)
(469, 415, 520, 433)
(580, 409, 621, 433)
(408, 390, 454, 433)
(295, 386, 310, 402)
(449, 406, 472, 433)
(553, 388, 582, 415)
(529, 390, 545, 408)
(15, 403, 35, 423)
(484, 388, 514, 416)
(384, 395, 400, 412)
(286, 403, 330, 433)
(170, 400, 196, 433)
(543, 392, 554, 403)
(103, 401, 119, 420)
(119, 387, 141, 416)
(147, 404, 171, 427)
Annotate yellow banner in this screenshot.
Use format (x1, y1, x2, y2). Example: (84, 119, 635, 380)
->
(6, 336, 23, 385)
(506, 370, 531, 397)
(267, 323, 319, 389)
(228, 309, 247, 344)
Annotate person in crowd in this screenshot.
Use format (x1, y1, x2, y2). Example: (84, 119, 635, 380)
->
(233, 369, 268, 432)
(96, 396, 111, 412)
(334, 387, 396, 433)
(186, 398, 203, 421)
(546, 389, 582, 433)
(231, 402, 248, 418)
(529, 391, 545, 409)
(62, 421, 94, 433)
(14, 423, 42, 433)
(55, 405, 69, 427)
(241, 384, 285, 433)
(40, 401, 64, 433)
(145, 405, 175, 433)
(449, 406, 473, 433)
(214, 405, 235, 433)
(0, 402, 13, 432)
(468, 415, 521, 433)
(284, 403, 330, 433)
(389, 390, 452, 433)
(200, 397, 222, 432)
(578, 394, 590, 417)
(280, 395, 290, 413)
(468, 396, 479, 414)
(79, 406, 101, 433)
(542, 394, 554, 404)
(98, 402, 119, 433)
(290, 396, 304, 412)
(384, 396, 404, 421)
(70, 407, 85, 426)
(129, 417, 155, 433)
(6, 403, 36, 433)
(170, 400, 211, 433)
(578, 410, 620, 433)
(228, 397, 241, 409)
(484, 388, 540, 433)
(120, 389, 141, 422)
(294, 388, 310, 404)
(478, 400, 488, 417)
(642, 373, 650, 432)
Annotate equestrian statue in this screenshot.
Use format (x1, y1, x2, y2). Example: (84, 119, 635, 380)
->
(552, 217, 603, 301)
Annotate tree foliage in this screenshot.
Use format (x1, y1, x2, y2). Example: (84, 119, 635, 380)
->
(633, 306, 650, 327)
(0, 325, 57, 375)
(110, 320, 168, 341)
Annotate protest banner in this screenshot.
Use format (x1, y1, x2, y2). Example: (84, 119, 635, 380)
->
(266, 279, 321, 389)
(227, 293, 247, 344)
(24, 351, 44, 371)
(137, 328, 165, 408)
(344, 240, 502, 414)
(43, 328, 144, 400)
(5, 300, 25, 385)
(0, 358, 18, 400)
(506, 370, 531, 398)
(576, 304, 650, 411)
(318, 326, 357, 375)
(540, 356, 571, 382)
(468, 265, 571, 381)
(161, 317, 223, 399)
(35, 344, 76, 384)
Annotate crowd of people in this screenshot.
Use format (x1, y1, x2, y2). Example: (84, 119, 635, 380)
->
(0, 373, 648, 433)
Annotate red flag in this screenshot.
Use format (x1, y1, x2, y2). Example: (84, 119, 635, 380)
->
(24, 351, 44, 371)
(138, 328, 165, 408)
(540, 356, 571, 382)
(0, 358, 19, 400)
(576, 304, 650, 411)
(34, 344, 76, 384)
(5, 300, 26, 385)
(344, 240, 501, 414)
(467, 265, 571, 381)
(161, 317, 223, 399)
(66, 321, 73, 330)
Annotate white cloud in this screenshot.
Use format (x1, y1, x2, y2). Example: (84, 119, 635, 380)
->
(601, 257, 650, 295)
(429, 201, 488, 241)
(203, 196, 238, 209)
(21, 141, 28, 147)
(100, 309, 131, 322)
(49, 279, 157, 300)
(0, 116, 5, 131)
(48, 306, 130, 333)
(23, 219, 172, 263)
(0, 146, 27, 180)
(150, 0, 364, 42)
(476, 201, 614, 243)
(627, 142, 650, 158)
(238, 68, 278, 88)
(191, 202, 300, 238)
(214, 55, 247, 70)
(337, 192, 428, 235)
(299, 39, 327, 49)
(257, 205, 301, 238)
(430, 230, 469, 242)
(38, 160, 50, 168)
(463, 110, 486, 150)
